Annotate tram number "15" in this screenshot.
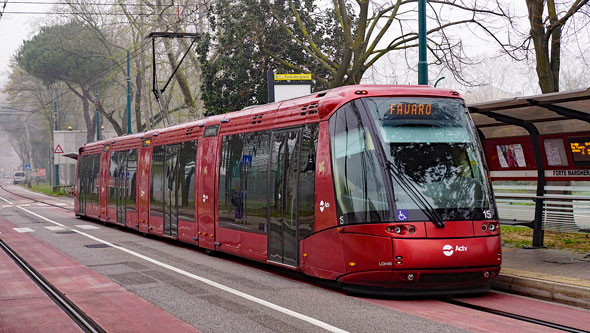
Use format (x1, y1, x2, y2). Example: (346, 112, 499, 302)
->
(483, 210, 492, 219)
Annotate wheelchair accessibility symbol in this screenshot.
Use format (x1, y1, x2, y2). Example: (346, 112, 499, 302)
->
(397, 210, 408, 221)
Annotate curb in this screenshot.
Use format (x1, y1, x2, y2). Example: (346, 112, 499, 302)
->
(492, 274, 590, 309)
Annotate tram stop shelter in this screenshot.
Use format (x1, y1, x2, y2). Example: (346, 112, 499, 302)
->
(468, 88, 590, 246)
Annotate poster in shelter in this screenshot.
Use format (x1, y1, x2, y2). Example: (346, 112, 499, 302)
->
(543, 139, 568, 166)
(496, 144, 526, 168)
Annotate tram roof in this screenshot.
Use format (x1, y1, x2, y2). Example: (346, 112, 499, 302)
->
(80, 84, 462, 151)
(468, 87, 590, 138)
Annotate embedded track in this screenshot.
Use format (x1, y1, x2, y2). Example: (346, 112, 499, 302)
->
(0, 185, 74, 212)
(441, 298, 588, 333)
(0, 239, 105, 333)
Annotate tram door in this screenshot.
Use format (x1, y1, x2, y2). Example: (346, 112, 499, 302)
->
(115, 151, 127, 225)
(197, 130, 219, 251)
(268, 128, 302, 267)
(77, 156, 87, 215)
(163, 145, 180, 237)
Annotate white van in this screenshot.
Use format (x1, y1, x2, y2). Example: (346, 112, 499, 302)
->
(13, 171, 26, 184)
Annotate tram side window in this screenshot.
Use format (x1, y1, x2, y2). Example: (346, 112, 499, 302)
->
(78, 155, 88, 202)
(108, 151, 123, 207)
(219, 131, 271, 233)
(219, 134, 245, 229)
(126, 149, 138, 212)
(298, 124, 318, 239)
(178, 141, 196, 221)
(151, 146, 165, 216)
(243, 131, 271, 232)
(329, 102, 390, 224)
(87, 154, 101, 204)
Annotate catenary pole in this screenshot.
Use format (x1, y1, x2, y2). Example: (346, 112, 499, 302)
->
(418, 0, 428, 85)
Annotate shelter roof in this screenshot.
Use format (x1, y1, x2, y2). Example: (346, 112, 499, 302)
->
(468, 88, 590, 138)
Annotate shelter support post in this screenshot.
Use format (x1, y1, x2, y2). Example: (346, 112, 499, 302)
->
(483, 112, 545, 247)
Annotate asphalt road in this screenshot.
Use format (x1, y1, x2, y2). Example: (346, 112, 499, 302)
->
(1, 181, 588, 333)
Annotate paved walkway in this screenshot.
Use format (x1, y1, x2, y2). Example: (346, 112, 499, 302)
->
(495, 246, 590, 309)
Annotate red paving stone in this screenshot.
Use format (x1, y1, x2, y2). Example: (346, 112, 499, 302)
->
(360, 297, 563, 333)
(0, 218, 199, 332)
(456, 291, 590, 331)
(0, 249, 80, 332)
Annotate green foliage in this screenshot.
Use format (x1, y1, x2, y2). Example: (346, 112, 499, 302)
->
(199, 0, 347, 115)
(16, 21, 112, 86)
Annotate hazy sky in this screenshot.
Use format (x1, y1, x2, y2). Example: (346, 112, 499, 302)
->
(0, 1, 52, 86)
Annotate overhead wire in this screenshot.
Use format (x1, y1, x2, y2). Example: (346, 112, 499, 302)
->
(1, 38, 154, 133)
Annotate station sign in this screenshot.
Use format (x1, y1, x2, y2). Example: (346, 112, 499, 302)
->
(274, 74, 312, 81)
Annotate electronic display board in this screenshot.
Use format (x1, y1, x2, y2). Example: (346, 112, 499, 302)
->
(568, 137, 590, 166)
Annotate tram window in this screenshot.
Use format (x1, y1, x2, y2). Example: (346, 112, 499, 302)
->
(78, 156, 87, 202)
(219, 131, 271, 233)
(151, 146, 165, 216)
(243, 131, 271, 232)
(204, 125, 219, 137)
(178, 141, 196, 221)
(87, 154, 101, 204)
(126, 149, 138, 212)
(298, 124, 318, 239)
(219, 134, 246, 229)
(108, 151, 122, 207)
(329, 102, 390, 224)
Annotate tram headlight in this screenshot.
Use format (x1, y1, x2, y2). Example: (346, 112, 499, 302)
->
(408, 225, 416, 234)
(489, 223, 496, 231)
(481, 224, 488, 232)
(407, 273, 415, 281)
(393, 226, 402, 234)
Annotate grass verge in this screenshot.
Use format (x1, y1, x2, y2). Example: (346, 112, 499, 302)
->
(501, 225, 590, 254)
(26, 184, 67, 197)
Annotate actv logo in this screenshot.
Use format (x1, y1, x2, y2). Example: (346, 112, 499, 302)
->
(442, 244, 468, 256)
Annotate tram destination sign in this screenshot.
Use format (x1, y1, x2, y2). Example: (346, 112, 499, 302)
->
(389, 103, 432, 116)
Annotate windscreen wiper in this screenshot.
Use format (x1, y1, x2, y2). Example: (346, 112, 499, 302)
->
(385, 160, 445, 228)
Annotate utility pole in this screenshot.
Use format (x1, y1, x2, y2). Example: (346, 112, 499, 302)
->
(53, 93, 59, 186)
(96, 85, 101, 141)
(127, 50, 132, 134)
(418, 0, 428, 85)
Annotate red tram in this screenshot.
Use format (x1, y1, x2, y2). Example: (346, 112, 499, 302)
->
(75, 85, 501, 294)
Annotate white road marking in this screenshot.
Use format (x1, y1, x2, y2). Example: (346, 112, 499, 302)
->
(75, 225, 100, 230)
(14, 227, 34, 233)
(45, 226, 66, 231)
(16, 205, 348, 333)
(2, 204, 11, 208)
(36, 203, 48, 207)
(0, 196, 13, 205)
(53, 203, 67, 206)
(19, 204, 31, 207)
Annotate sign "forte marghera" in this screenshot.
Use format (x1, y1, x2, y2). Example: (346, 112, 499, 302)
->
(548, 169, 590, 177)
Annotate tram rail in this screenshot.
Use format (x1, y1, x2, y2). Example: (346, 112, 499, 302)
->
(0, 184, 74, 212)
(441, 298, 588, 333)
(0, 238, 105, 333)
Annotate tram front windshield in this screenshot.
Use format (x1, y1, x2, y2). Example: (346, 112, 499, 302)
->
(329, 97, 494, 225)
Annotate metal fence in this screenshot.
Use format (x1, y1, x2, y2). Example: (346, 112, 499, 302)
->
(493, 183, 590, 232)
